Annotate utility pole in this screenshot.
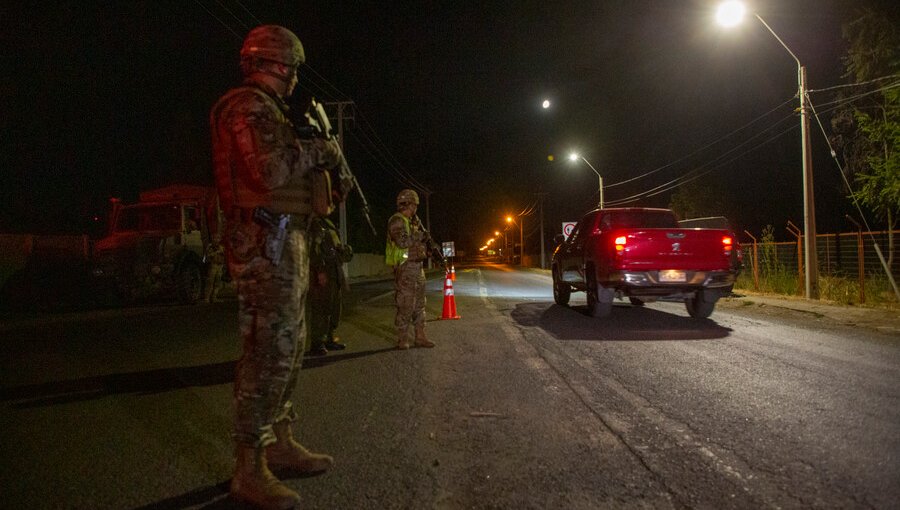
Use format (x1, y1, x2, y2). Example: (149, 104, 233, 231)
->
(799, 66, 818, 298)
(518, 215, 524, 266)
(325, 101, 355, 245)
(423, 190, 432, 269)
(536, 193, 547, 269)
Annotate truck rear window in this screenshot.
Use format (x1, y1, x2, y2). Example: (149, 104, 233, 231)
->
(601, 211, 678, 229)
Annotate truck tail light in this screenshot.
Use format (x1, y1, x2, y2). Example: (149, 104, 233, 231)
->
(722, 236, 733, 255)
(614, 236, 627, 252)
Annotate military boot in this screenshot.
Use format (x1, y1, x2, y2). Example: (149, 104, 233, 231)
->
(230, 444, 300, 510)
(397, 328, 410, 350)
(266, 420, 334, 473)
(413, 323, 435, 348)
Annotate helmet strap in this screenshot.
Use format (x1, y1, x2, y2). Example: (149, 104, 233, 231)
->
(252, 59, 296, 88)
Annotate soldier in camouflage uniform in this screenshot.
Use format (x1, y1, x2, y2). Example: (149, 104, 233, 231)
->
(386, 189, 436, 350)
(307, 216, 352, 356)
(210, 25, 342, 510)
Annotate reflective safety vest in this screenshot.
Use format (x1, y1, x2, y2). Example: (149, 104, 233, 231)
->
(385, 213, 410, 266)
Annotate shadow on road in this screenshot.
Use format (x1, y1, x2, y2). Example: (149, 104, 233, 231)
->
(131, 469, 326, 509)
(510, 301, 732, 341)
(0, 360, 236, 409)
(302, 346, 399, 369)
(130, 479, 231, 510)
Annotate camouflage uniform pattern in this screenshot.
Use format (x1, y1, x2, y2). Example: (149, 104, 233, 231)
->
(387, 212, 428, 344)
(211, 78, 339, 448)
(204, 243, 226, 302)
(308, 217, 351, 350)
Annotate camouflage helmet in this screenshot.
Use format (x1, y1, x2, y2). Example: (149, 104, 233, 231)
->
(240, 25, 305, 67)
(396, 189, 420, 207)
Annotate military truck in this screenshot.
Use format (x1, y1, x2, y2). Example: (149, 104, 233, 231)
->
(91, 185, 222, 304)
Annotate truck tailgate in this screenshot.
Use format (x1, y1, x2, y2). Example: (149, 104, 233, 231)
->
(613, 228, 731, 271)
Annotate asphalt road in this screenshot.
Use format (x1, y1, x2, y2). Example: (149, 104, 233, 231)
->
(0, 263, 897, 509)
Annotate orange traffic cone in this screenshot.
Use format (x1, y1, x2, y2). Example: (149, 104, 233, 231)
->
(450, 265, 456, 281)
(441, 272, 460, 320)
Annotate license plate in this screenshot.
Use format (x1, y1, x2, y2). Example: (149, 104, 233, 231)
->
(659, 270, 686, 283)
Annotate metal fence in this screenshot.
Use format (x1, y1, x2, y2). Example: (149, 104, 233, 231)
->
(738, 229, 899, 302)
(740, 230, 899, 276)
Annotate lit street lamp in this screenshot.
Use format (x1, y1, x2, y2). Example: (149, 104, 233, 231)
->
(569, 153, 603, 209)
(716, 1, 818, 299)
(493, 230, 507, 261)
(506, 215, 524, 265)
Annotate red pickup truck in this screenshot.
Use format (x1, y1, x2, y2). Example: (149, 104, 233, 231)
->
(551, 207, 740, 318)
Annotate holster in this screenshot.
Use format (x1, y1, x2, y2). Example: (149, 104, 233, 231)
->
(252, 207, 291, 266)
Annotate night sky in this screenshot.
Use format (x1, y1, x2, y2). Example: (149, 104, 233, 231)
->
(3, 1, 896, 254)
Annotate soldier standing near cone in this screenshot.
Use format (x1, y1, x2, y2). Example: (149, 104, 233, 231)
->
(210, 24, 342, 509)
(386, 189, 436, 350)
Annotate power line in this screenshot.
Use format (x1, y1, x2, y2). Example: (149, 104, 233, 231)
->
(605, 95, 796, 188)
(193, 1, 431, 196)
(212, 0, 251, 33)
(234, 0, 262, 25)
(604, 109, 799, 206)
(193, 0, 243, 40)
(806, 80, 900, 110)
(807, 73, 900, 93)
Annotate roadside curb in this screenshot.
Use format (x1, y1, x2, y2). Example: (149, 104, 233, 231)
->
(723, 291, 900, 335)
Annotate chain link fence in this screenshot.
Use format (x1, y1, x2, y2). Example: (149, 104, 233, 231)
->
(738, 229, 899, 305)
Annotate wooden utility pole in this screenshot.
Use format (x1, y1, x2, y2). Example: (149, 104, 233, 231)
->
(325, 101, 355, 245)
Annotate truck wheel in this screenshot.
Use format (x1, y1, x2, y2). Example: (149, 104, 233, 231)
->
(177, 262, 203, 304)
(552, 268, 571, 306)
(628, 297, 645, 307)
(685, 292, 716, 319)
(586, 274, 612, 318)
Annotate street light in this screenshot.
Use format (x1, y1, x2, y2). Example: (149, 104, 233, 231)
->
(493, 230, 507, 261)
(506, 215, 524, 266)
(716, 1, 818, 299)
(568, 153, 604, 209)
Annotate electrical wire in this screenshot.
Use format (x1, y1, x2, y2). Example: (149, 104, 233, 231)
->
(807, 73, 900, 94)
(604, 96, 796, 188)
(604, 109, 799, 206)
(193, 0, 243, 40)
(234, 0, 262, 25)
(806, 81, 900, 110)
(805, 93, 878, 240)
(212, 0, 251, 33)
(605, 122, 797, 206)
(193, 1, 432, 197)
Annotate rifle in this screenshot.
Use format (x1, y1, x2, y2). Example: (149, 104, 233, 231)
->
(414, 214, 449, 271)
(300, 99, 378, 237)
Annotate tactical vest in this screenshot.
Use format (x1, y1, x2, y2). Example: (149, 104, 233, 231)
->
(210, 83, 312, 216)
(385, 212, 410, 266)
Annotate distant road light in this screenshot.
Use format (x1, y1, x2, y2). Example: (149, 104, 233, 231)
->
(716, 1, 745, 27)
(542, 99, 551, 109)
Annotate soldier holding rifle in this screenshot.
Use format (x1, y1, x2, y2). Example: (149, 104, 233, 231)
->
(386, 189, 445, 350)
(210, 24, 343, 509)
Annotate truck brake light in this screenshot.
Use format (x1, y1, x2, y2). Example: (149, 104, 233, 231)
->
(722, 236, 733, 256)
(614, 236, 626, 252)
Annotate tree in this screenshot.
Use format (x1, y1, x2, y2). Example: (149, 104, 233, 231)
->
(830, 5, 899, 267)
(668, 176, 730, 221)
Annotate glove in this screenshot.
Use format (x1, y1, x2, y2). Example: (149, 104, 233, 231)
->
(313, 138, 342, 168)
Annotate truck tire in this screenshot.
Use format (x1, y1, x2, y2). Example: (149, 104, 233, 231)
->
(552, 267, 571, 306)
(177, 261, 203, 304)
(685, 291, 716, 319)
(628, 297, 645, 307)
(586, 273, 612, 318)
